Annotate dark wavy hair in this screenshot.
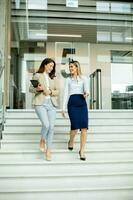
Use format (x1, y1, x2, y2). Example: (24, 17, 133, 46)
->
(37, 58, 56, 79)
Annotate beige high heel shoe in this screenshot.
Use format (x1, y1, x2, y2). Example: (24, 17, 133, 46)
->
(39, 138, 45, 152)
(45, 150, 52, 161)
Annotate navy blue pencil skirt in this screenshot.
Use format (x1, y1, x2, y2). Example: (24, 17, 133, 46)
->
(67, 94, 88, 130)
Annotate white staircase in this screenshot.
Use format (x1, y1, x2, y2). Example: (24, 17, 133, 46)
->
(0, 109, 133, 200)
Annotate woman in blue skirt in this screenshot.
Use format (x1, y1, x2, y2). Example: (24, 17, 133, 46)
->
(62, 60, 89, 160)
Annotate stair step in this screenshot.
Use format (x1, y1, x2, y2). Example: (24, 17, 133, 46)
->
(5, 118, 133, 126)
(1, 139, 133, 150)
(3, 131, 133, 140)
(4, 125, 133, 132)
(0, 173, 133, 190)
(0, 187, 133, 200)
(0, 160, 133, 175)
(0, 149, 133, 161)
(6, 109, 133, 119)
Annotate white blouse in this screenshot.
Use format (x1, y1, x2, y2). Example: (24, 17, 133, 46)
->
(62, 76, 89, 111)
(44, 72, 50, 99)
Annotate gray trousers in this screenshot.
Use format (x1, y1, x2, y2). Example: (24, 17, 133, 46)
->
(35, 99, 56, 149)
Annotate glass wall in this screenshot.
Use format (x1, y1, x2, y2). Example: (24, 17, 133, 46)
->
(10, 0, 133, 109)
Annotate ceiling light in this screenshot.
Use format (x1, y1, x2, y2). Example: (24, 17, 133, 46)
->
(36, 33, 82, 38)
(125, 37, 133, 40)
(48, 34, 82, 38)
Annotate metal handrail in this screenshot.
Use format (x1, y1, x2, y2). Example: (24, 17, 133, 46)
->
(90, 69, 102, 109)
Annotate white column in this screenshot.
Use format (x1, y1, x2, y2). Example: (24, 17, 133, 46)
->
(0, 0, 11, 108)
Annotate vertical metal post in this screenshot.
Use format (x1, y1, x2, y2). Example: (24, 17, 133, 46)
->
(89, 69, 102, 109)
(90, 74, 94, 109)
(96, 69, 102, 109)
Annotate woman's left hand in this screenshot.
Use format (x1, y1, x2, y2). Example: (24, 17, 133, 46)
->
(61, 111, 66, 118)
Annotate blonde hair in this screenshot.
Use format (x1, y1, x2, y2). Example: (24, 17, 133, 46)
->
(69, 60, 82, 76)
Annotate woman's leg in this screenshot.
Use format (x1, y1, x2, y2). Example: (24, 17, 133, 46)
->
(68, 129, 77, 149)
(39, 137, 45, 152)
(80, 128, 87, 159)
(45, 102, 56, 160)
(35, 105, 49, 152)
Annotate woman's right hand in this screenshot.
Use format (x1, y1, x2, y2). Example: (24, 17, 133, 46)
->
(36, 84, 43, 92)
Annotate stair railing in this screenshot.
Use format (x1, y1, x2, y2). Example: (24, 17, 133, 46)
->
(90, 69, 102, 109)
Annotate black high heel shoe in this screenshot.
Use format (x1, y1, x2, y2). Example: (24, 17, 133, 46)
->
(68, 140, 73, 151)
(79, 151, 86, 161)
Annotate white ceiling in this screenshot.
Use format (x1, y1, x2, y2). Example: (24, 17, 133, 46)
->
(11, 0, 133, 44)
